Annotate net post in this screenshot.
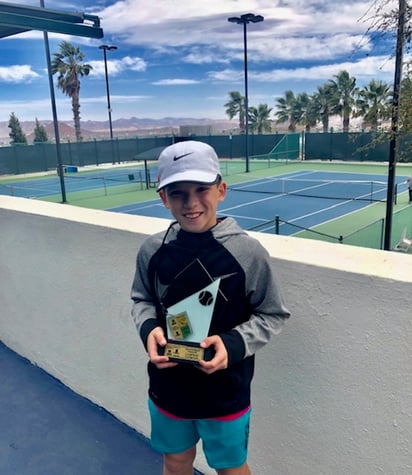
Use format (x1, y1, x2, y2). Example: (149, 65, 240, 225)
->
(144, 159, 150, 190)
(275, 215, 280, 234)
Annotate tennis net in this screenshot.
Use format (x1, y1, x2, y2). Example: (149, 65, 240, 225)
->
(62, 168, 145, 183)
(228, 177, 395, 202)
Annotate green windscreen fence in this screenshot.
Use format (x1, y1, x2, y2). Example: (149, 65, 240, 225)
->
(342, 206, 411, 250)
(390, 206, 412, 249)
(305, 132, 390, 161)
(0, 134, 294, 175)
(305, 131, 412, 162)
(3, 132, 411, 176)
(250, 132, 300, 161)
(342, 220, 385, 249)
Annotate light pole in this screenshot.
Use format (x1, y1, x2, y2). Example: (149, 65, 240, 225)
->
(383, 0, 406, 250)
(228, 13, 264, 173)
(99, 44, 117, 140)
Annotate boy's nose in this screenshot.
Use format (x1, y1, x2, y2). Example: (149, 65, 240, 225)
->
(183, 192, 198, 208)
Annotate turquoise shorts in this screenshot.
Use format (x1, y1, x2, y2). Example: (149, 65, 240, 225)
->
(148, 399, 251, 470)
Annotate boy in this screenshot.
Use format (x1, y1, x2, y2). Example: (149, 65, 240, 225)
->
(131, 141, 290, 475)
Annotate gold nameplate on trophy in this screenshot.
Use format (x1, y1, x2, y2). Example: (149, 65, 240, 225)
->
(163, 341, 207, 363)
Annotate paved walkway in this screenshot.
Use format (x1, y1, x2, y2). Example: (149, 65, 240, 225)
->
(0, 341, 202, 475)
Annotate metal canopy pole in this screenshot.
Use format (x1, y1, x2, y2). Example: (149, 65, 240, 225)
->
(41, 0, 66, 203)
(99, 45, 117, 140)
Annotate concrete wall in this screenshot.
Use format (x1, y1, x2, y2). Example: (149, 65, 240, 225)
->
(1, 195, 411, 475)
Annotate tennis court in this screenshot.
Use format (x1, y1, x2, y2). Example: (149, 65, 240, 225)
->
(0, 165, 156, 199)
(110, 168, 409, 235)
(1, 160, 411, 249)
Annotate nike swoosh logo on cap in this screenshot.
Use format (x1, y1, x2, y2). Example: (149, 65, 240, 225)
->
(173, 152, 194, 161)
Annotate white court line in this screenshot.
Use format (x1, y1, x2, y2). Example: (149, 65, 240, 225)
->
(118, 201, 162, 213)
(223, 213, 267, 223)
(229, 170, 316, 192)
(224, 181, 384, 226)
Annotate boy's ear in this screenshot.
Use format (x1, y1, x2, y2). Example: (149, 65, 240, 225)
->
(218, 181, 227, 201)
(159, 190, 170, 208)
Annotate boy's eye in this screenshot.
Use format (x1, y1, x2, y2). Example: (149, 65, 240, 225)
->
(169, 191, 183, 198)
(166, 184, 213, 198)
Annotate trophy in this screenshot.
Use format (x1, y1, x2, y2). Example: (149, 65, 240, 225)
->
(159, 278, 220, 364)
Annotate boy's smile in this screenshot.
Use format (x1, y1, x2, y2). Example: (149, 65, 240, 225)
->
(160, 180, 227, 233)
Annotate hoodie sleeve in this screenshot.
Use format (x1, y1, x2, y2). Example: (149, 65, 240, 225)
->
(130, 237, 161, 349)
(224, 236, 290, 363)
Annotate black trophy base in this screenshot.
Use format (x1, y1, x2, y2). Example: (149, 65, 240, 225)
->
(158, 340, 215, 364)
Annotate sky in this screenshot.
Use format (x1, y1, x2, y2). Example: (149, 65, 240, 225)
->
(0, 0, 404, 124)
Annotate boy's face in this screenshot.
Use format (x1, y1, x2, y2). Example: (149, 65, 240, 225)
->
(159, 180, 227, 233)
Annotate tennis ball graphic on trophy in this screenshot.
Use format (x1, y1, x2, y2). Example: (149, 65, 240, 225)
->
(198, 290, 214, 306)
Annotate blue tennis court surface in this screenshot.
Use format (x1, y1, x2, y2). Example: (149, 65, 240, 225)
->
(110, 170, 408, 234)
(0, 166, 155, 198)
(1, 168, 408, 236)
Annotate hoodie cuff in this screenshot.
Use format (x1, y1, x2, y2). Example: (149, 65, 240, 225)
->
(140, 318, 160, 350)
(220, 330, 246, 366)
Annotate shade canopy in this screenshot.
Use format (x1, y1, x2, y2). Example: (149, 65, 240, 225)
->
(0, 1, 103, 39)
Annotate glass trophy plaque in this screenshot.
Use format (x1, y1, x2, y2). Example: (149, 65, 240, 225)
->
(159, 278, 220, 364)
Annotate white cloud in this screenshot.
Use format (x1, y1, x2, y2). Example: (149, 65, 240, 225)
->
(95, 0, 376, 50)
(208, 68, 243, 83)
(121, 56, 147, 71)
(182, 50, 230, 65)
(81, 94, 151, 103)
(0, 65, 40, 83)
(89, 56, 147, 76)
(209, 54, 396, 88)
(152, 79, 201, 85)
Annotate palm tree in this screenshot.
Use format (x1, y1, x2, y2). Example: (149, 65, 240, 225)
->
(311, 83, 334, 132)
(295, 92, 318, 132)
(225, 91, 245, 132)
(328, 70, 358, 132)
(275, 90, 300, 132)
(400, 75, 412, 134)
(248, 103, 273, 134)
(398, 74, 412, 160)
(51, 41, 92, 142)
(355, 79, 392, 131)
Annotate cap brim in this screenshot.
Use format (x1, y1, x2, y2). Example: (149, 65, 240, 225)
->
(157, 172, 219, 191)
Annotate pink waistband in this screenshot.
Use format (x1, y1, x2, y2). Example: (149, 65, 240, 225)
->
(155, 403, 251, 421)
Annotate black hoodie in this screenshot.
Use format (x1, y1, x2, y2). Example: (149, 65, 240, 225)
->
(131, 217, 290, 419)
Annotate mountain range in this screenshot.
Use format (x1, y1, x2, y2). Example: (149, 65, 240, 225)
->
(0, 117, 236, 144)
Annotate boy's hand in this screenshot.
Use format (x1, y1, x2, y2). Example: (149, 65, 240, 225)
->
(197, 336, 228, 374)
(147, 327, 177, 369)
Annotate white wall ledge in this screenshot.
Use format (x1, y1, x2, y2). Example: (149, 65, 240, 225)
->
(2, 195, 411, 283)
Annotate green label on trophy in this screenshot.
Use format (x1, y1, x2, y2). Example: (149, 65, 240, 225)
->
(167, 312, 192, 340)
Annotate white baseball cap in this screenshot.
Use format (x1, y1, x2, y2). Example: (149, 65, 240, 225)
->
(156, 141, 221, 191)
